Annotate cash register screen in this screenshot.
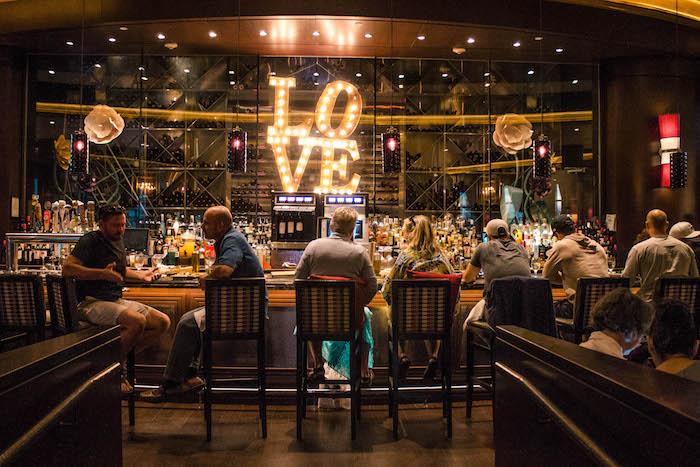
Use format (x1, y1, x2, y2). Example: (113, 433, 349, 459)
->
(123, 228, 149, 252)
(326, 219, 363, 240)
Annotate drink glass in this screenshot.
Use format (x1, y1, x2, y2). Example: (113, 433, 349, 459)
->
(152, 254, 164, 269)
(134, 253, 145, 271)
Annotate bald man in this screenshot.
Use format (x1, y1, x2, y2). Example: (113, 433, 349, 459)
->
(622, 209, 698, 301)
(141, 206, 265, 401)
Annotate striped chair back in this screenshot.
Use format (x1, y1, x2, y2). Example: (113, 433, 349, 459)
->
(391, 279, 451, 339)
(655, 277, 700, 338)
(46, 275, 80, 334)
(295, 279, 356, 340)
(0, 274, 46, 337)
(204, 278, 267, 339)
(574, 277, 630, 335)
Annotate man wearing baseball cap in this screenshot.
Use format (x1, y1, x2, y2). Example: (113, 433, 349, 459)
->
(543, 215, 609, 319)
(463, 218, 531, 323)
(670, 221, 700, 272)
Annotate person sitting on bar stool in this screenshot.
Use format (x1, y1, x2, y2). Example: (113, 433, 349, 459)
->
(141, 206, 265, 402)
(463, 219, 531, 324)
(649, 299, 700, 383)
(622, 209, 698, 302)
(62, 205, 171, 395)
(669, 221, 700, 272)
(381, 215, 456, 381)
(295, 207, 377, 386)
(543, 215, 609, 319)
(579, 288, 654, 359)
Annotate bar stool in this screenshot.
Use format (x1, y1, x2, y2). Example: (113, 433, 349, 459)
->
(466, 276, 556, 419)
(654, 277, 700, 338)
(0, 274, 46, 349)
(203, 277, 267, 441)
(557, 277, 630, 343)
(45, 275, 81, 335)
(295, 279, 360, 441)
(388, 279, 453, 439)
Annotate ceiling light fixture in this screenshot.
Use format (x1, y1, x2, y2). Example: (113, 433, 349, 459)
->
(156, 33, 166, 40)
(314, 82, 319, 86)
(259, 30, 268, 37)
(484, 72, 490, 76)
(555, 48, 564, 53)
(467, 37, 476, 44)
(534, 36, 544, 41)
(572, 79, 579, 84)
(270, 71, 276, 76)
(229, 70, 235, 75)
(398, 84, 404, 89)
(417, 34, 426, 41)
(313, 72, 319, 77)
(66, 41, 74, 46)
(184, 68, 190, 73)
(312, 31, 320, 37)
(356, 72, 362, 77)
(484, 82, 491, 87)
(441, 73, 449, 78)
(364, 33, 373, 39)
(49, 121, 55, 125)
(141, 76, 148, 81)
(528, 69, 535, 75)
(48, 69, 55, 75)
(230, 80, 236, 85)
(94, 63, 102, 68)
(119, 26, 128, 31)
(513, 41, 521, 47)
(108, 37, 117, 43)
(208, 31, 218, 38)
(398, 74, 405, 79)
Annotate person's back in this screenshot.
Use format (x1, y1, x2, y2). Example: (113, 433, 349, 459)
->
(623, 209, 699, 301)
(473, 238, 531, 291)
(544, 233, 608, 299)
(381, 247, 453, 304)
(623, 235, 698, 300)
(649, 299, 700, 383)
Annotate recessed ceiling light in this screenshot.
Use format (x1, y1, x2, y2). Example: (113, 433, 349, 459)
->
(452, 47, 466, 55)
(208, 31, 218, 38)
(229, 80, 236, 85)
(66, 41, 74, 46)
(313, 72, 319, 77)
(312, 31, 320, 37)
(259, 30, 267, 37)
(398, 74, 405, 79)
(270, 71, 276, 76)
(49, 121, 55, 125)
(417, 34, 426, 41)
(314, 82, 319, 86)
(356, 72, 362, 77)
(94, 63, 102, 68)
(108, 37, 117, 43)
(534, 36, 544, 41)
(572, 79, 579, 84)
(528, 69, 535, 75)
(119, 26, 128, 31)
(364, 33, 373, 39)
(398, 84, 404, 89)
(441, 73, 449, 78)
(555, 48, 564, 53)
(184, 68, 190, 73)
(156, 33, 166, 40)
(48, 69, 55, 75)
(484, 72, 490, 76)
(513, 41, 521, 47)
(138, 66, 145, 71)
(141, 76, 148, 81)
(484, 82, 491, 87)
(444, 148, 449, 152)
(467, 37, 476, 44)
(574, 128, 580, 132)
(229, 70, 235, 75)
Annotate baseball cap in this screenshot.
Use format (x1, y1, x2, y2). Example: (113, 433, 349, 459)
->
(551, 215, 576, 235)
(670, 221, 700, 239)
(485, 219, 509, 238)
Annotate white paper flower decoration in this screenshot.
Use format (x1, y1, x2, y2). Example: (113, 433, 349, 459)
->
(493, 114, 533, 155)
(84, 105, 124, 144)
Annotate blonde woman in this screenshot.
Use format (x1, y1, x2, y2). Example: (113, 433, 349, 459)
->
(381, 215, 454, 381)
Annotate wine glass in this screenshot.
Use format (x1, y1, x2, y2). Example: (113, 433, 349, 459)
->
(134, 253, 146, 271)
(151, 253, 163, 269)
(205, 255, 216, 271)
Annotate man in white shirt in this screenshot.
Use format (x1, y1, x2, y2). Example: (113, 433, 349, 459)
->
(622, 210, 699, 301)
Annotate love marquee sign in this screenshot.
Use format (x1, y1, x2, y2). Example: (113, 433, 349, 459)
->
(267, 77, 362, 194)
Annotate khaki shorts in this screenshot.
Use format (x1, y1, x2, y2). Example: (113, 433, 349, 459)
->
(78, 297, 159, 326)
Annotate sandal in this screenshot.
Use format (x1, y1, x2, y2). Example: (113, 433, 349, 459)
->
(139, 377, 205, 403)
(399, 356, 411, 380)
(121, 375, 134, 395)
(423, 358, 439, 382)
(361, 369, 375, 387)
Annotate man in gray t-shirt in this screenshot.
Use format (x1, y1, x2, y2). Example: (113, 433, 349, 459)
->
(623, 210, 699, 301)
(463, 219, 531, 323)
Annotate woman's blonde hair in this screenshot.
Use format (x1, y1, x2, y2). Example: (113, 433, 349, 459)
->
(407, 215, 440, 259)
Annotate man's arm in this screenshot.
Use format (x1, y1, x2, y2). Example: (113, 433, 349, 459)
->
(294, 245, 313, 280)
(62, 255, 123, 283)
(542, 245, 564, 285)
(689, 250, 699, 278)
(462, 263, 480, 283)
(124, 267, 161, 283)
(358, 251, 377, 307)
(621, 246, 639, 282)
